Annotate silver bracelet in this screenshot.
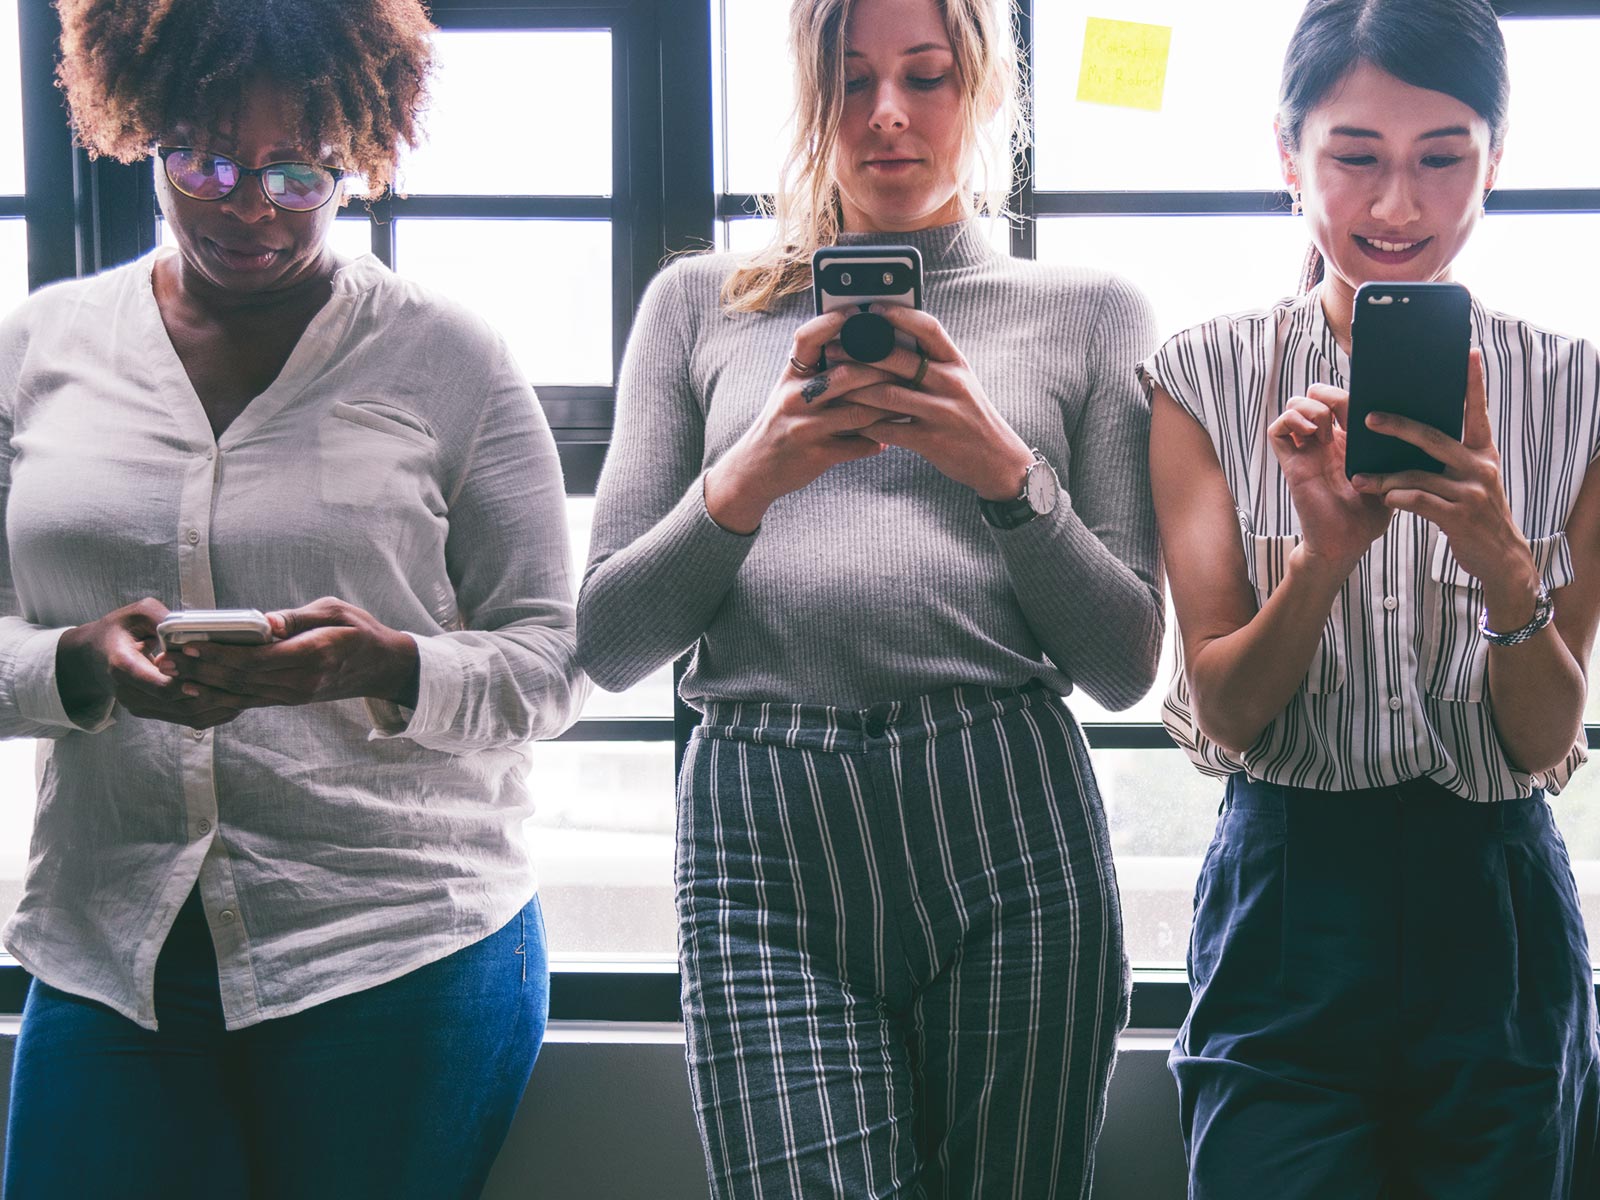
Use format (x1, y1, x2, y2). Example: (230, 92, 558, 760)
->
(1479, 586, 1554, 646)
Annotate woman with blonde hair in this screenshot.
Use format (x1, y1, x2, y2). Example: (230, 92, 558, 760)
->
(579, 0, 1160, 1193)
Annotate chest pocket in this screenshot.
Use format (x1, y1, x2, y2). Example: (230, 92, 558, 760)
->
(318, 401, 441, 510)
(1243, 534, 1346, 694)
(1420, 531, 1574, 704)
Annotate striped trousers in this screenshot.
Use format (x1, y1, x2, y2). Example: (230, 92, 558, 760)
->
(676, 683, 1130, 1200)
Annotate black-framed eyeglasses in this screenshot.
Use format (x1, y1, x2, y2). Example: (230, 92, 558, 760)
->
(156, 146, 348, 213)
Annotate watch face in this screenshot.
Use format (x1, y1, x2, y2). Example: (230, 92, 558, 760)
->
(1025, 458, 1060, 514)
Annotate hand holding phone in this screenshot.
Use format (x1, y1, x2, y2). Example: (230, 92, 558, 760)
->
(54, 599, 247, 731)
(1344, 281, 1471, 478)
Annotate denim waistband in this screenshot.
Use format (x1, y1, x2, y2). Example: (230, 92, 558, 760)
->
(696, 681, 1062, 753)
(1226, 772, 1549, 833)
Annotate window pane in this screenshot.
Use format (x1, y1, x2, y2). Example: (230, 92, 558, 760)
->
(0, 218, 26, 307)
(1095, 748, 1217, 968)
(564, 497, 674, 719)
(720, 1, 792, 196)
(0, 0, 20, 196)
(0, 738, 34, 940)
(1034, 2, 1300, 192)
(329, 217, 376, 261)
(1547, 773, 1600, 965)
(401, 30, 612, 197)
(1496, 20, 1600, 190)
(721, 216, 773, 254)
(1452, 214, 1600, 343)
(1035, 214, 1309, 342)
(395, 219, 612, 386)
(525, 741, 677, 960)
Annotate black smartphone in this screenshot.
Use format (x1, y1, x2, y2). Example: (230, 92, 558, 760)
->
(1344, 280, 1471, 478)
(811, 245, 923, 363)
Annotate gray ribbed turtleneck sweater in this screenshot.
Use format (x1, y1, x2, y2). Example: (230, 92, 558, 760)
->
(578, 220, 1163, 711)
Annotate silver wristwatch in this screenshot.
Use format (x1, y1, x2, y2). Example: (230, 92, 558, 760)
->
(978, 450, 1061, 530)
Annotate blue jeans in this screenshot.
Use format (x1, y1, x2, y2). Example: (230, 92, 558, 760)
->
(4, 888, 548, 1200)
(1175, 774, 1600, 1199)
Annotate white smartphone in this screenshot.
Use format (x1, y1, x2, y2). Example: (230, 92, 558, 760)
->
(156, 609, 272, 650)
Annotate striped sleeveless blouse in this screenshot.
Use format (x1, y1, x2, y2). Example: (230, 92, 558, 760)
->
(1139, 288, 1600, 802)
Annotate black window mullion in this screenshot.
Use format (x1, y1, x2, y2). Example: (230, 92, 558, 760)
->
(613, 5, 645, 384)
(81, 158, 157, 272)
(1009, 0, 1036, 261)
(1030, 189, 1600, 217)
(659, 0, 715, 257)
(365, 196, 396, 269)
(18, 0, 75, 289)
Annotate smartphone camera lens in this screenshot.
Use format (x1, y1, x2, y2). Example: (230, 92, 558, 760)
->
(840, 271, 853, 287)
(881, 271, 894, 286)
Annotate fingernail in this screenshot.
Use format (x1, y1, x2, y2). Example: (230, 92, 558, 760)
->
(183, 646, 199, 657)
(1366, 414, 1384, 427)
(181, 684, 199, 697)
(1350, 474, 1369, 488)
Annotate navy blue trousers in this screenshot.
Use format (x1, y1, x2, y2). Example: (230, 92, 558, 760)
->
(1175, 774, 1600, 1199)
(4, 888, 548, 1200)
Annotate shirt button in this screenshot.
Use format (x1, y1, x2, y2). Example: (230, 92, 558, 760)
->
(219, 909, 236, 923)
(185, 529, 200, 545)
(204, 448, 214, 461)
(197, 819, 211, 835)
(1383, 596, 1398, 611)
(1388, 696, 1403, 711)
(191, 728, 206, 740)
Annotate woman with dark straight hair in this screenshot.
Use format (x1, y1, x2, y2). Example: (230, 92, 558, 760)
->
(1144, 0, 1600, 1194)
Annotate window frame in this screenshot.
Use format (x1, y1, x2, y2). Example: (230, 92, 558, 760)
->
(2, 0, 1598, 1026)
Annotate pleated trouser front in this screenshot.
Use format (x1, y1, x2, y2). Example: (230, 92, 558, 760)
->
(675, 683, 1130, 1200)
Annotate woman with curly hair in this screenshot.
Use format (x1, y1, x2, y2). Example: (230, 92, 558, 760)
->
(0, 3, 586, 1197)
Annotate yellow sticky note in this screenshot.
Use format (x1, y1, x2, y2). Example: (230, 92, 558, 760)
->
(1076, 17, 1172, 112)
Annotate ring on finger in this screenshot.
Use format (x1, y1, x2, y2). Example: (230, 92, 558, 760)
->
(910, 350, 930, 388)
(789, 354, 824, 376)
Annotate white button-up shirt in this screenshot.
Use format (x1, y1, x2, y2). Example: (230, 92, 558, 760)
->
(0, 250, 587, 1029)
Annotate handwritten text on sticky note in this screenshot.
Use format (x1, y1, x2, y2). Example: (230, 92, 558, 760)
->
(1076, 17, 1172, 113)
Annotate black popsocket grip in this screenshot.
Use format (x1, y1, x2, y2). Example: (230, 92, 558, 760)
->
(840, 310, 896, 363)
